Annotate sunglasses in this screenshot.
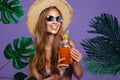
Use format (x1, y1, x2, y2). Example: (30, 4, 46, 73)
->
(46, 15, 63, 23)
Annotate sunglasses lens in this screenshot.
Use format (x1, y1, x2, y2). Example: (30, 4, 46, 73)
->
(56, 17, 62, 23)
(47, 16, 54, 21)
(46, 15, 62, 23)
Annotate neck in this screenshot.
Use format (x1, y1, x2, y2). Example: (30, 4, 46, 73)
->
(46, 34, 55, 46)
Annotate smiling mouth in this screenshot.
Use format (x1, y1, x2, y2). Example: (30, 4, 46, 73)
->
(50, 25, 58, 30)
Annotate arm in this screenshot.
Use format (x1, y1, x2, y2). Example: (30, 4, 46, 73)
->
(71, 62, 83, 80)
(69, 40, 84, 80)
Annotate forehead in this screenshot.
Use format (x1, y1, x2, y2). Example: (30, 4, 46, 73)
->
(47, 8, 60, 16)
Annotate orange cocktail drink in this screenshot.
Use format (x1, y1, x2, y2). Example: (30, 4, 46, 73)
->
(60, 47, 73, 64)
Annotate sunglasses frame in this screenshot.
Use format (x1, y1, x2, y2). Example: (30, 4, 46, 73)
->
(46, 15, 63, 23)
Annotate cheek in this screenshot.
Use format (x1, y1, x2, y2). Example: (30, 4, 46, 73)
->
(58, 23, 61, 27)
(45, 22, 50, 29)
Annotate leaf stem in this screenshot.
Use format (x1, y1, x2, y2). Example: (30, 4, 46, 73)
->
(0, 61, 10, 71)
(0, 61, 14, 80)
(0, 76, 14, 80)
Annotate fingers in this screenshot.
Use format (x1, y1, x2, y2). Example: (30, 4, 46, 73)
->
(58, 57, 66, 63)
(57, 58, 69, 69)
(57, 63, 69, 76)
(57, 64, 69, 68)
(70, 48, 82, 62)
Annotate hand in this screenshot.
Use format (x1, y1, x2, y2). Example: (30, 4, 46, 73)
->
(57, 58, 69, 76)
(70, 48, 82, 63)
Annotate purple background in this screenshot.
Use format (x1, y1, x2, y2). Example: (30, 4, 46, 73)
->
(0, 0, 120, 80)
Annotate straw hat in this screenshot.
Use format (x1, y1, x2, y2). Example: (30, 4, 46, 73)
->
(27, 0, 73, 36)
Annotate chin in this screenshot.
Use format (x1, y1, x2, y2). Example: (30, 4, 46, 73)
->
(47, 30, 59, 34)
(46, 31, 58, 35)
(51, 32, 58, 34)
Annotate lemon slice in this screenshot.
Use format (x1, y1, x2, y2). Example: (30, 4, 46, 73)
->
(63, 30, 69, 40)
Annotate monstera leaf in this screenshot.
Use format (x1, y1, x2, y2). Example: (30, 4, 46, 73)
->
(0, 0, 24, 24)
(14, 72, 27, 80)
(81, 13, 120, 75)
(14, 72, 37, 80)
(4, 37, 36, 69)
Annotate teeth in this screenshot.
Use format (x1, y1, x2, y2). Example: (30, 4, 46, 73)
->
(51, 25, 57, 30)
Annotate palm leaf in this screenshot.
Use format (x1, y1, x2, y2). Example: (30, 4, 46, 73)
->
(0, 0, 24, 24)
(4, 37, 36, 69)
(84, 58, 120, 75)
(81, 13, 120, 75)
(88, 13, 119, 37)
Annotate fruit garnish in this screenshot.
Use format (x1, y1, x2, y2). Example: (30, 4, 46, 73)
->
(63, 30, 69, 40)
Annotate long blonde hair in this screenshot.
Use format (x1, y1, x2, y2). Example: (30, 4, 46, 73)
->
(32, 6, 63, 74)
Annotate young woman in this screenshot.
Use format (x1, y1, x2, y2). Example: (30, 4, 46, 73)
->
(27, 0, 83, 80)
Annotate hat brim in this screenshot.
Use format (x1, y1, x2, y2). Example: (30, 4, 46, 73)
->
(27, 0, 73, 36)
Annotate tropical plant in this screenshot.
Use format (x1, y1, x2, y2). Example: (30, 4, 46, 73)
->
(0, 0, 36, 80)
(0, 37, 37, 80)
(81, 13, 120, 75)
(0, 0, 24, 24)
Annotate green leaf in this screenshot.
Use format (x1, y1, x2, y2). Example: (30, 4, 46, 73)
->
(14, 72, 27, 80)
(84, 58, 120, 75)
(88, 13, 119, 37)
(13, 58, 28, 69)
(4, 44, 14, 59)
(4, 37, 36, 69)
(0, 0, 24, 24)
(81, 13, 120, 75)
(1, 9, 10, 24)
(14, 72, 37, 80)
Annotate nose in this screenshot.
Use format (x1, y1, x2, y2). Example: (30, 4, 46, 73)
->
(52, 18, 57, 23)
